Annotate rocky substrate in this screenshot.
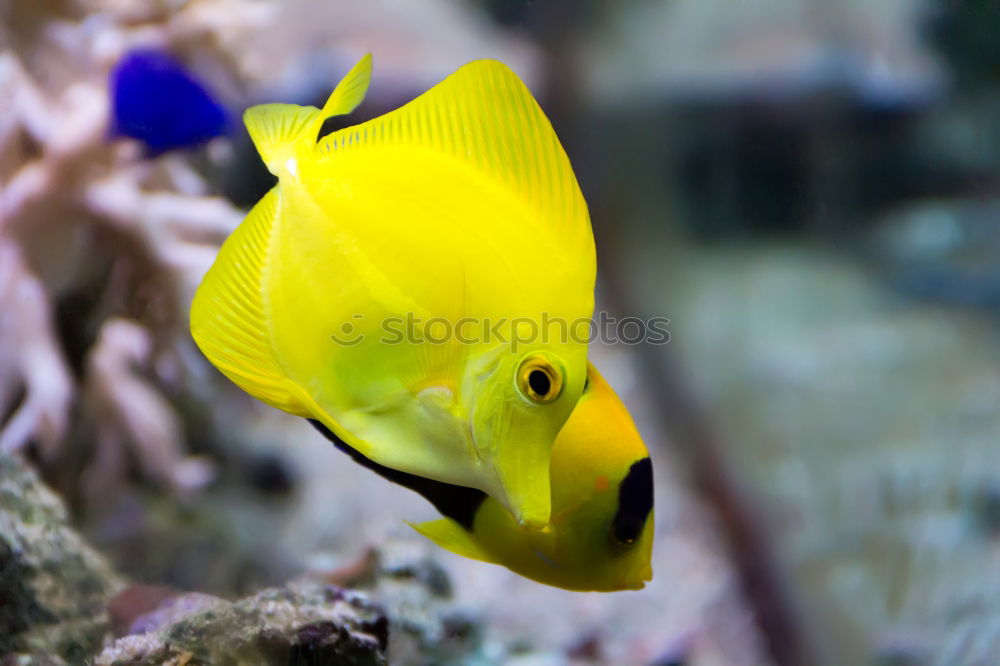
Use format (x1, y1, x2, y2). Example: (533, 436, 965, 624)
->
(0, 453, 482, 666)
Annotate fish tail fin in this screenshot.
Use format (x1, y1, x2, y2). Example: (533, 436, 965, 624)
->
(190, 188, 310, 416)
(407, 519, 497, 564)
(244, 103, 320, 175)
(309, 53, 372, 143)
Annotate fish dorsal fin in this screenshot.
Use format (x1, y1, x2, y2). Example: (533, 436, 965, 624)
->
(244, 103, 319, 175)
(309, 53, 372, 140)
(316, 59, 591, 252)
(408, 519, 497, 564)
(244, 54, 372, 176)
(190, 189, 310, 416)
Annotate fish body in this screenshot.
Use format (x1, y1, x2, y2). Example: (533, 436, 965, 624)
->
(110, 49, 228, 154)
(191, 55, 595, 528)
(312, 363, 654, 591)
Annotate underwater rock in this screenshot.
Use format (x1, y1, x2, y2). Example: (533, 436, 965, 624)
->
(0, 453, 125, 662)
(91, 541, 487, 665)
(0, 451, 388, 665)
(365, 540, 483, 665)
(309, 539, 484, 665)
(0, 449, 474, 665)
(94, 581, 388, 666)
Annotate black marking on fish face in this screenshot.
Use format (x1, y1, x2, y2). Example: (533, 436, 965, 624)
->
(611, 457, 654, 546)
(308, 420, 487, 531)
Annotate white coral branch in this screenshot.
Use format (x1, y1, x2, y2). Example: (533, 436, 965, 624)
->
(83, 318, 213, 496)
(0, 241, 75, 458)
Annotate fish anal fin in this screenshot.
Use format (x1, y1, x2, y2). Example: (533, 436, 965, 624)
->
(244, 103, 319, 175)
(190, 189, 309, 416)
(408, 519, 497, 564)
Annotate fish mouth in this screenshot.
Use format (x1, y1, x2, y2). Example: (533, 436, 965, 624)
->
(628, 564, 653, 590)
(607, 574, 648, 592)
(625, 570, 652, 591)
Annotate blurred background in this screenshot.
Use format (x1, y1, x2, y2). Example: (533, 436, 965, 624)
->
(2, 1, 998, 664)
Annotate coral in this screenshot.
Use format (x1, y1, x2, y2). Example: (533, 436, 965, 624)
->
(0, 242, 74, 459)
(0, 2, 242, 498)
(79, 318, 214, 505)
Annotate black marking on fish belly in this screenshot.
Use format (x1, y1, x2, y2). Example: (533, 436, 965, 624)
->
(612, 457, 654, 545)
(308, 419, 487, 531)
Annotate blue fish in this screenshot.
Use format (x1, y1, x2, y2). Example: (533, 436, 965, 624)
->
(110, 49, 228, 154)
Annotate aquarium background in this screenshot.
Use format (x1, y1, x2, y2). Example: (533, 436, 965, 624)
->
(1, 1, 998, 664)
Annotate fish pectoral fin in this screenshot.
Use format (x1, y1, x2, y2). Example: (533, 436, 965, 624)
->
(190, 189, 309, 417)
(407, 519, 497, 564)
(244, 103, 320, 175)
(494, 441, 552, 530)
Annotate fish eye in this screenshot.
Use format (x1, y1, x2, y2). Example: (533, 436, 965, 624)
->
(610, 457, 654, 547)
(516, 355, 564, 403)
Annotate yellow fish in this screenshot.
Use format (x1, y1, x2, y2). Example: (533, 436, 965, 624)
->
(311, 363, 654, 591)
(190, 55, 595, 528)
